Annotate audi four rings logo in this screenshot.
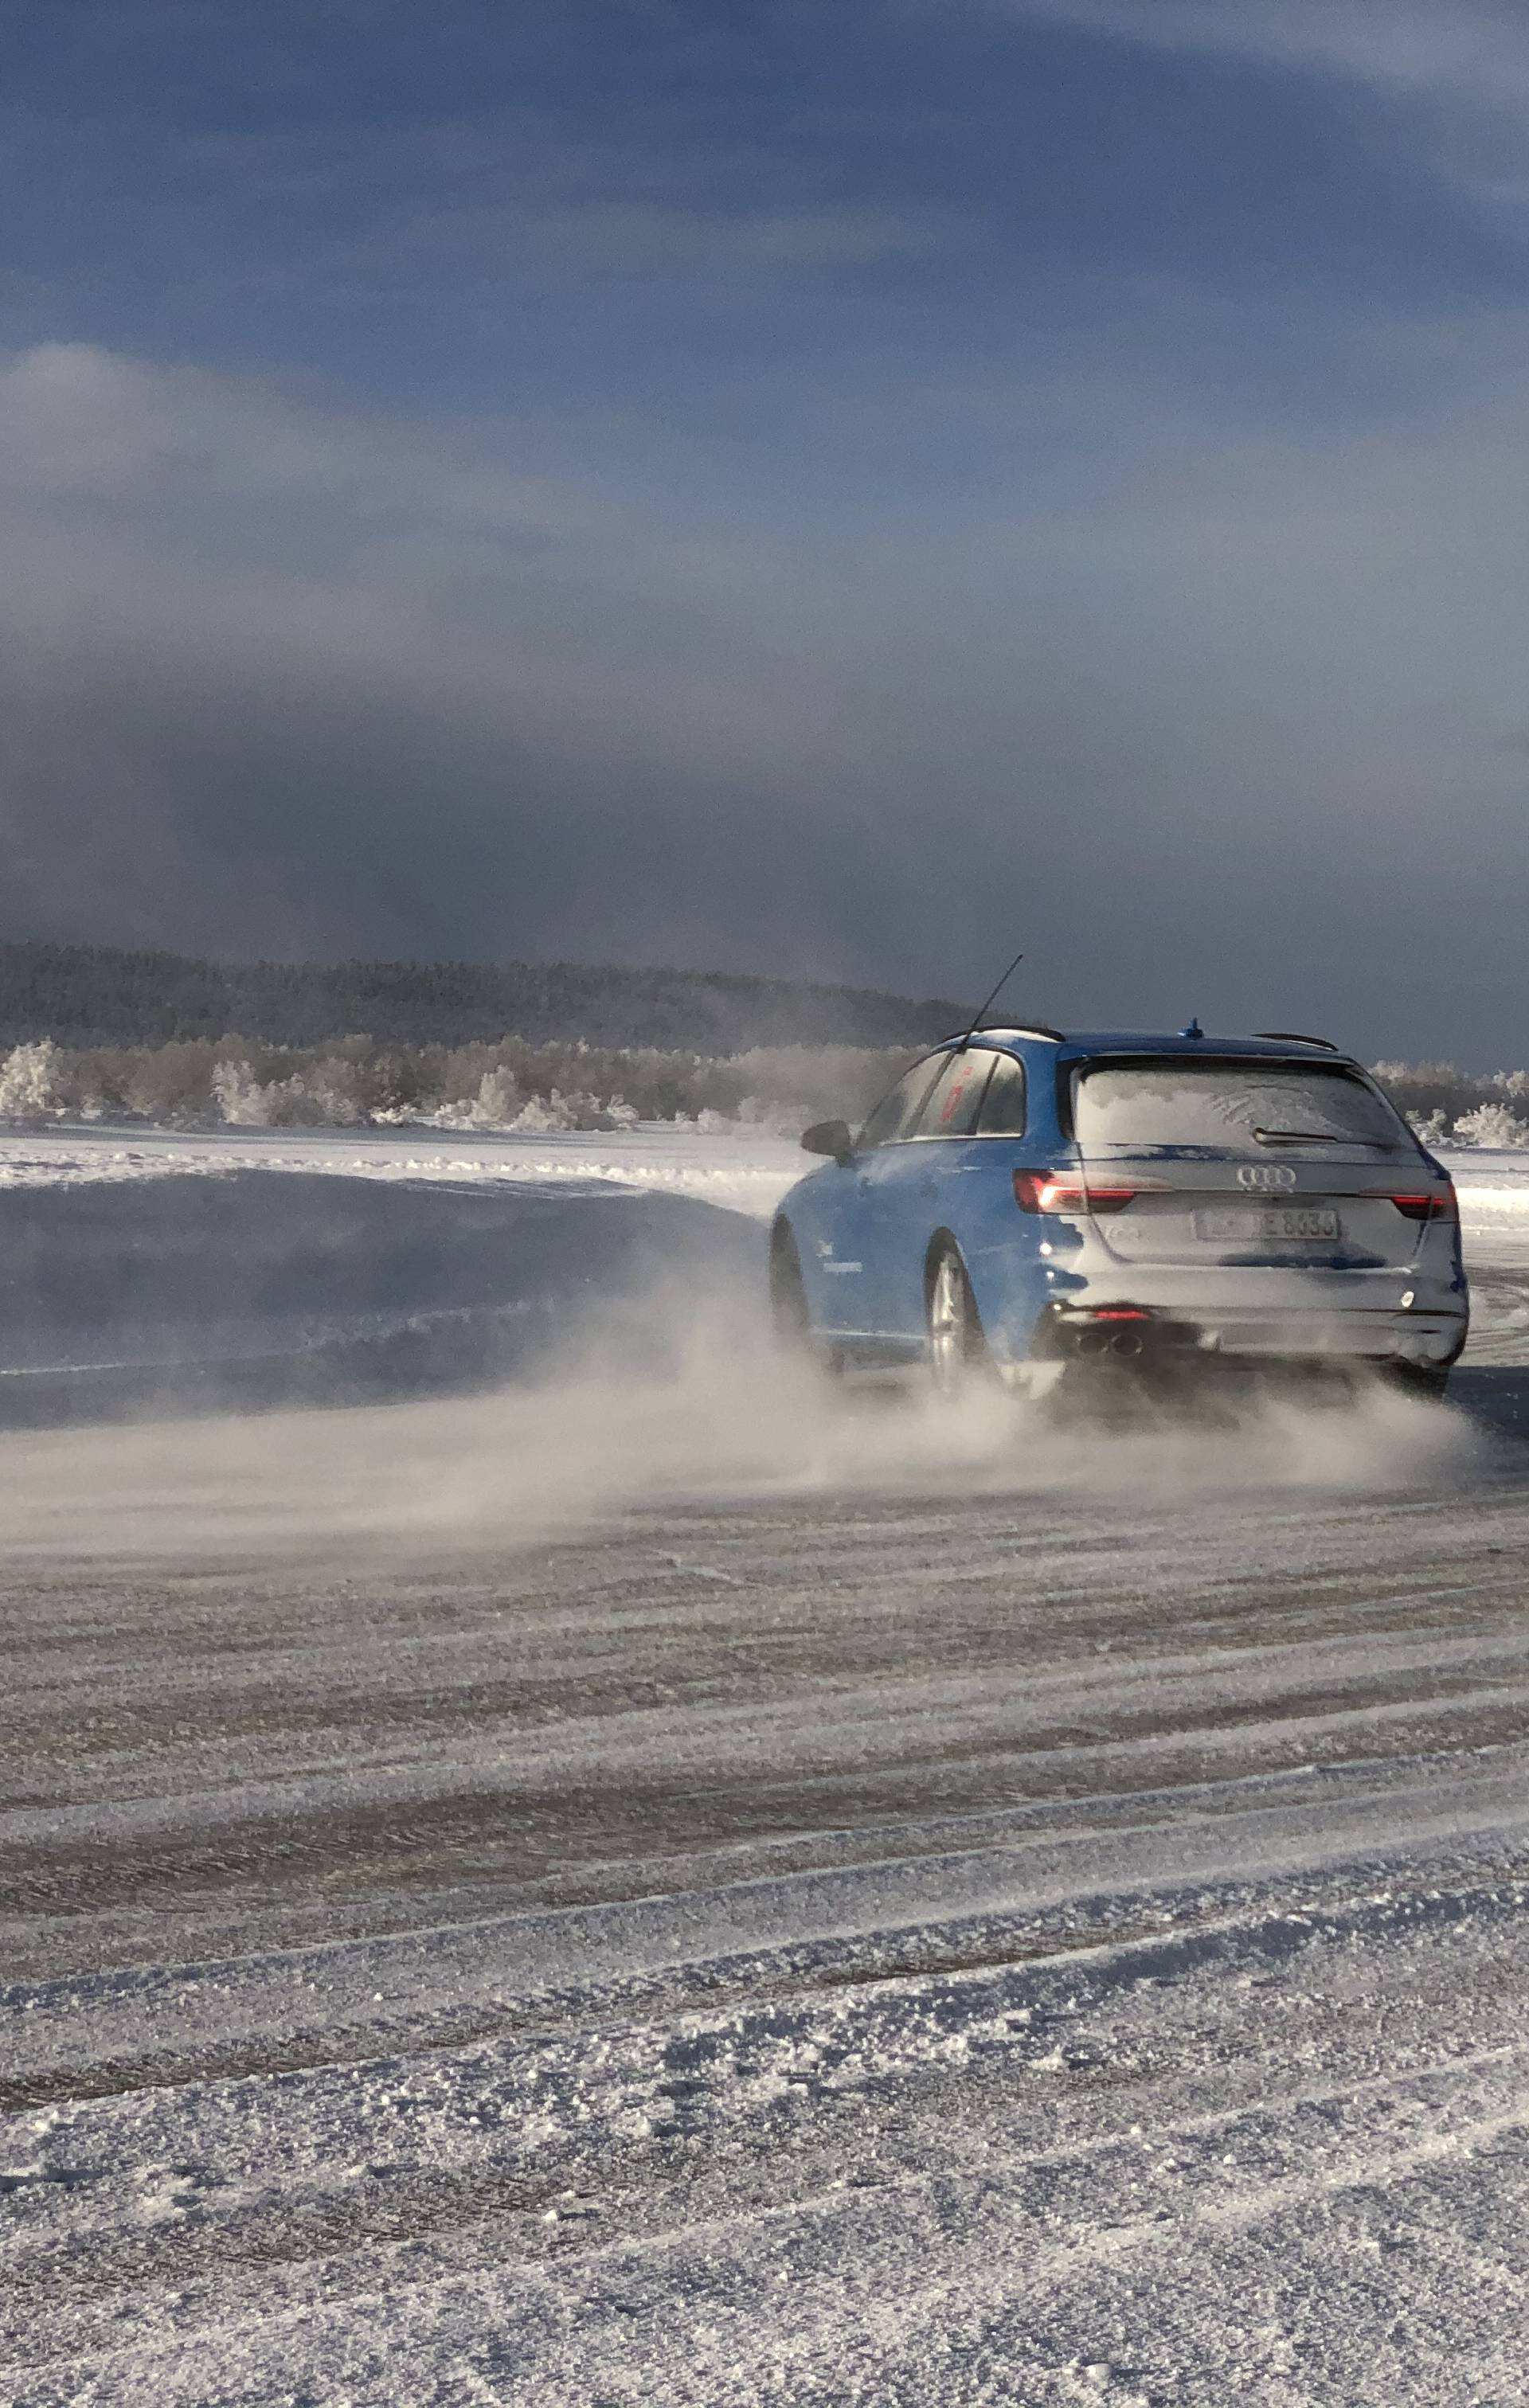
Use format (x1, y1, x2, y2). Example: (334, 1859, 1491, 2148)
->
(1237, 1165, 1298, 1191)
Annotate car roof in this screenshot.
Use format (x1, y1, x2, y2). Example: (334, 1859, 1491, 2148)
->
(939, 1027, 1359, 1065)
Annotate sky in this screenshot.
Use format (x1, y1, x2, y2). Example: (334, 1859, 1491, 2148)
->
(3, 0, 1528, 1059)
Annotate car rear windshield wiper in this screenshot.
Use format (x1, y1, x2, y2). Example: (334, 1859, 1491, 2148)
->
(1252, 1127, 1371, 1146)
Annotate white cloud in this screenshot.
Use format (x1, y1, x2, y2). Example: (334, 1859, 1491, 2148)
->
(158, 102, 964, 305)
(0, 342, 563, 530)
(1002, 1, 1529, 104)
(1002, 0, 1529, 214)
(374, 198, 961, 285)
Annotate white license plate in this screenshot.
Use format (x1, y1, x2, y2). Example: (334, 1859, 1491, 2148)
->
(1195, 1207, 1341, 1245)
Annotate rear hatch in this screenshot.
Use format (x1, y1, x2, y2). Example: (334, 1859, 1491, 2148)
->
(1067, 1056, 1445, 1272)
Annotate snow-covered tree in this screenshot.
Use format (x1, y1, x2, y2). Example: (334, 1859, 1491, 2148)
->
(0, 1038, 62, 1120)
(211, 1059, 276, 1126)
(1453, 1101, 1529, 1148)
(475, 1065, 522, 1125)
(508, 1090, 580, 1133)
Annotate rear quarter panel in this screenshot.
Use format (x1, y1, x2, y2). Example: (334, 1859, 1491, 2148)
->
(919, 1046, 1080, 1364)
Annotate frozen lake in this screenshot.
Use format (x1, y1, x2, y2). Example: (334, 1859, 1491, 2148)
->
(2, 1128, 1528, 2403)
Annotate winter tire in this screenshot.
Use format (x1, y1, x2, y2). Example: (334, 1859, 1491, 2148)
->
(926, 1243, 988, 1399)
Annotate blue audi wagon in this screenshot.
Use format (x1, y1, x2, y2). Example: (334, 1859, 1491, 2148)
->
(768, 1025, 1468, 1398)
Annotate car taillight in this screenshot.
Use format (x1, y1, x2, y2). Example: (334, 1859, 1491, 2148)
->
(1378, 1186, 1457, 1223)
(1012, 1170, 1137, 1216)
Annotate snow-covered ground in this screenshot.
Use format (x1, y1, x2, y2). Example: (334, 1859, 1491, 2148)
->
(0, 1124, 792, 1387)
(0, 1125, 1521, 1385)
(4, 1130, 1529, 2402)
(0, 1120, 805, 1219)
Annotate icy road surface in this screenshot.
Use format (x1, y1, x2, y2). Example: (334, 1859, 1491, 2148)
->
(2, 1131, 1529, 2404)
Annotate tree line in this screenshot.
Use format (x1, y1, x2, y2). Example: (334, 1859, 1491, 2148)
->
(0, 1031, 918, 1135)
(0, 942, 1522, 1142)
(0, 942, 960, 1054)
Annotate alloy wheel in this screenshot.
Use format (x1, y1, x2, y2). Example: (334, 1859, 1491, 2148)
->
(928, 1247, 983, 1398)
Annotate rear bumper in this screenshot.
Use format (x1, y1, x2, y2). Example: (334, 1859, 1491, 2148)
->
(1015, 1233, 1468, 1373)
(1032, 1299, 1468, 1370)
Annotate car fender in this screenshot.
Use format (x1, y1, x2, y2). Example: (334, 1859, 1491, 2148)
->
(773, 1166, 861, 1327)
(924, 1151, 1067, 1365)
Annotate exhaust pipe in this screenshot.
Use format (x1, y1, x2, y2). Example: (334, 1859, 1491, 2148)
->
(1060, 1308, 1155, 1361)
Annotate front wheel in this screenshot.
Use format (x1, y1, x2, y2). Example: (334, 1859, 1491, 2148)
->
(926, 1244, 989, 1399)
(769, 1225, 812, 1351)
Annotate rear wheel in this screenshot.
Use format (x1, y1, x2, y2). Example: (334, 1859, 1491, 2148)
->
(926, 1244, 988, 1399)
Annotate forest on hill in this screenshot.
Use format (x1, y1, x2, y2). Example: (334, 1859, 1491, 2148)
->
(0, 942, 975, 1132)
(0, 943, 961, 1054)
(0, 945, 1523, 1142)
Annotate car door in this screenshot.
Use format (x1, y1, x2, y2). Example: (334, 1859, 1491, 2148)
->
(796, 1053, 943, 1346)
(854, 1047, 1001, 1338)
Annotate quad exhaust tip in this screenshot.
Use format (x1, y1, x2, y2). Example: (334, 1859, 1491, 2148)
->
(1040, 1302, 1172, 1364)
(1075, 1325, 1146, 1358)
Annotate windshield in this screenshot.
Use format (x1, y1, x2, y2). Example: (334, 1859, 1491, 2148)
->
(1073, 1060, 1414, 1155)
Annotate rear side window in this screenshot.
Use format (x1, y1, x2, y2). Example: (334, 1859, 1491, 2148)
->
(914, 1050, 995, 1136)
(1073, 1060, 1412, 1154)
(858, 1055, 943, 1149)
(977, 1053, 1027, 1135)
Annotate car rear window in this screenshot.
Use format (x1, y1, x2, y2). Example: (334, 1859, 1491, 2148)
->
(1073, 1059, 1411, 1153)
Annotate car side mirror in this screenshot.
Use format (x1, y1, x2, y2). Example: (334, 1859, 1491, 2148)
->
(801, 1117, 854, 1165)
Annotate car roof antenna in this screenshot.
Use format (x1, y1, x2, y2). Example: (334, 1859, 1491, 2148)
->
(956, 946, 1025, 1053)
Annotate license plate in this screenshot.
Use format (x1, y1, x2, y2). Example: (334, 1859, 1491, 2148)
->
(1195, 1207, 1341, 1245)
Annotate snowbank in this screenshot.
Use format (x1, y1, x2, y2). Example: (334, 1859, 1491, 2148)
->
(1441, 1144, 1529, 1222)
(0, 1121, 804, 1220)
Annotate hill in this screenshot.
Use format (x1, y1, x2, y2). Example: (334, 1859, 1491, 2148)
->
(0, 944, 963, 1054)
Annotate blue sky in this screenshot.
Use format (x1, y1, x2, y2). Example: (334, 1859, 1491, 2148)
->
(3, 1, 1528, 1056)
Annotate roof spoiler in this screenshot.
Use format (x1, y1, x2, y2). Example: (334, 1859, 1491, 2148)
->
(1251, 1030, 1338, 1051)
(944, 1022, 1066, 1045)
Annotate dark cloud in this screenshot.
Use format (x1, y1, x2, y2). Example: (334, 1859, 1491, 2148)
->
(2, 334, 1527, 1061)
(6, 5, 1529, 1065)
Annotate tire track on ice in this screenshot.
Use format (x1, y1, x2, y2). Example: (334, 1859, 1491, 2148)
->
(5, 1848, 1529, 2379)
